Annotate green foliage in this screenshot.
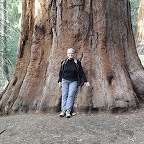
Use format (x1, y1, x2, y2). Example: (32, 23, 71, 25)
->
(0, 0, 21, 91)
(130, 0, 140, 34)
(7, 0, 22, 29)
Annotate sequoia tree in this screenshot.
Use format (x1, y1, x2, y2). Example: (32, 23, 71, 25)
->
(136, 0, 144, 54)
(0, 0, 144, 115)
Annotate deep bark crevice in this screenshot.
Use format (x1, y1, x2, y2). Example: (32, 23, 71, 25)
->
(107, 72, 114, 85)
(19, 35, 28, 58)
(88, 0, 93, 36)
(12, 77, 18, 86)
(35, 25, 46, 35)
(48, 0, 54, 10)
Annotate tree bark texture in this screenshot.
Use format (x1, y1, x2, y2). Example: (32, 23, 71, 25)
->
(136, 0, 144, 54)
(0, 0, 144, 115)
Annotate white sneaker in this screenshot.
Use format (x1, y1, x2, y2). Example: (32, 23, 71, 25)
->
(66, 110, 71, 118)
(59, 110, 66, 117)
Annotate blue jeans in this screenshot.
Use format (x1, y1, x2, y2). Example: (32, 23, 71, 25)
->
(61, 79, 78, 112)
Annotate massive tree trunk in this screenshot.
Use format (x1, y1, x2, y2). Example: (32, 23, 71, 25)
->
(0, 0, 144, 115)
(136, 0, 144, 54)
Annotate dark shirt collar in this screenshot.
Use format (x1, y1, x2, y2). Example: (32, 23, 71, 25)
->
(68, 58, 74, 61)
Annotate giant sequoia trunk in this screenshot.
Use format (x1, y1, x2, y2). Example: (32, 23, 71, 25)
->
(0, 0, 144, 115)
(136, 0, 144, 54)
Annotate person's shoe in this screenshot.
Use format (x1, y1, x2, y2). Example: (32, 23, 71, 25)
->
(59, 110, 66, 117)
(66, 110, 71, 118)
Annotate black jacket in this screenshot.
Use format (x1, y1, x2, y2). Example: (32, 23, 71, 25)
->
(58, 59, 87, 85)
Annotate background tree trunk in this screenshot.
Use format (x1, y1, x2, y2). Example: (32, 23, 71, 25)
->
(1, 0, 10, 82)
(136, 0, 144, 54)
(0, 0, 144, 115)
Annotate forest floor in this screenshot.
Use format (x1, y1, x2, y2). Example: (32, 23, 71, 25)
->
(0, 108, 144, 144)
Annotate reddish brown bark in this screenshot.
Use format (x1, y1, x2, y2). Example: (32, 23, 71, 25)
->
(0, 0, 144, 115)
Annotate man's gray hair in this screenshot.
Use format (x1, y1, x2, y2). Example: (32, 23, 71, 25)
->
(67, 48, 75, 54)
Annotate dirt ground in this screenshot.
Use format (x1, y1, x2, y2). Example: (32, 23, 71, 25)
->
(0, 109, 144, 144)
